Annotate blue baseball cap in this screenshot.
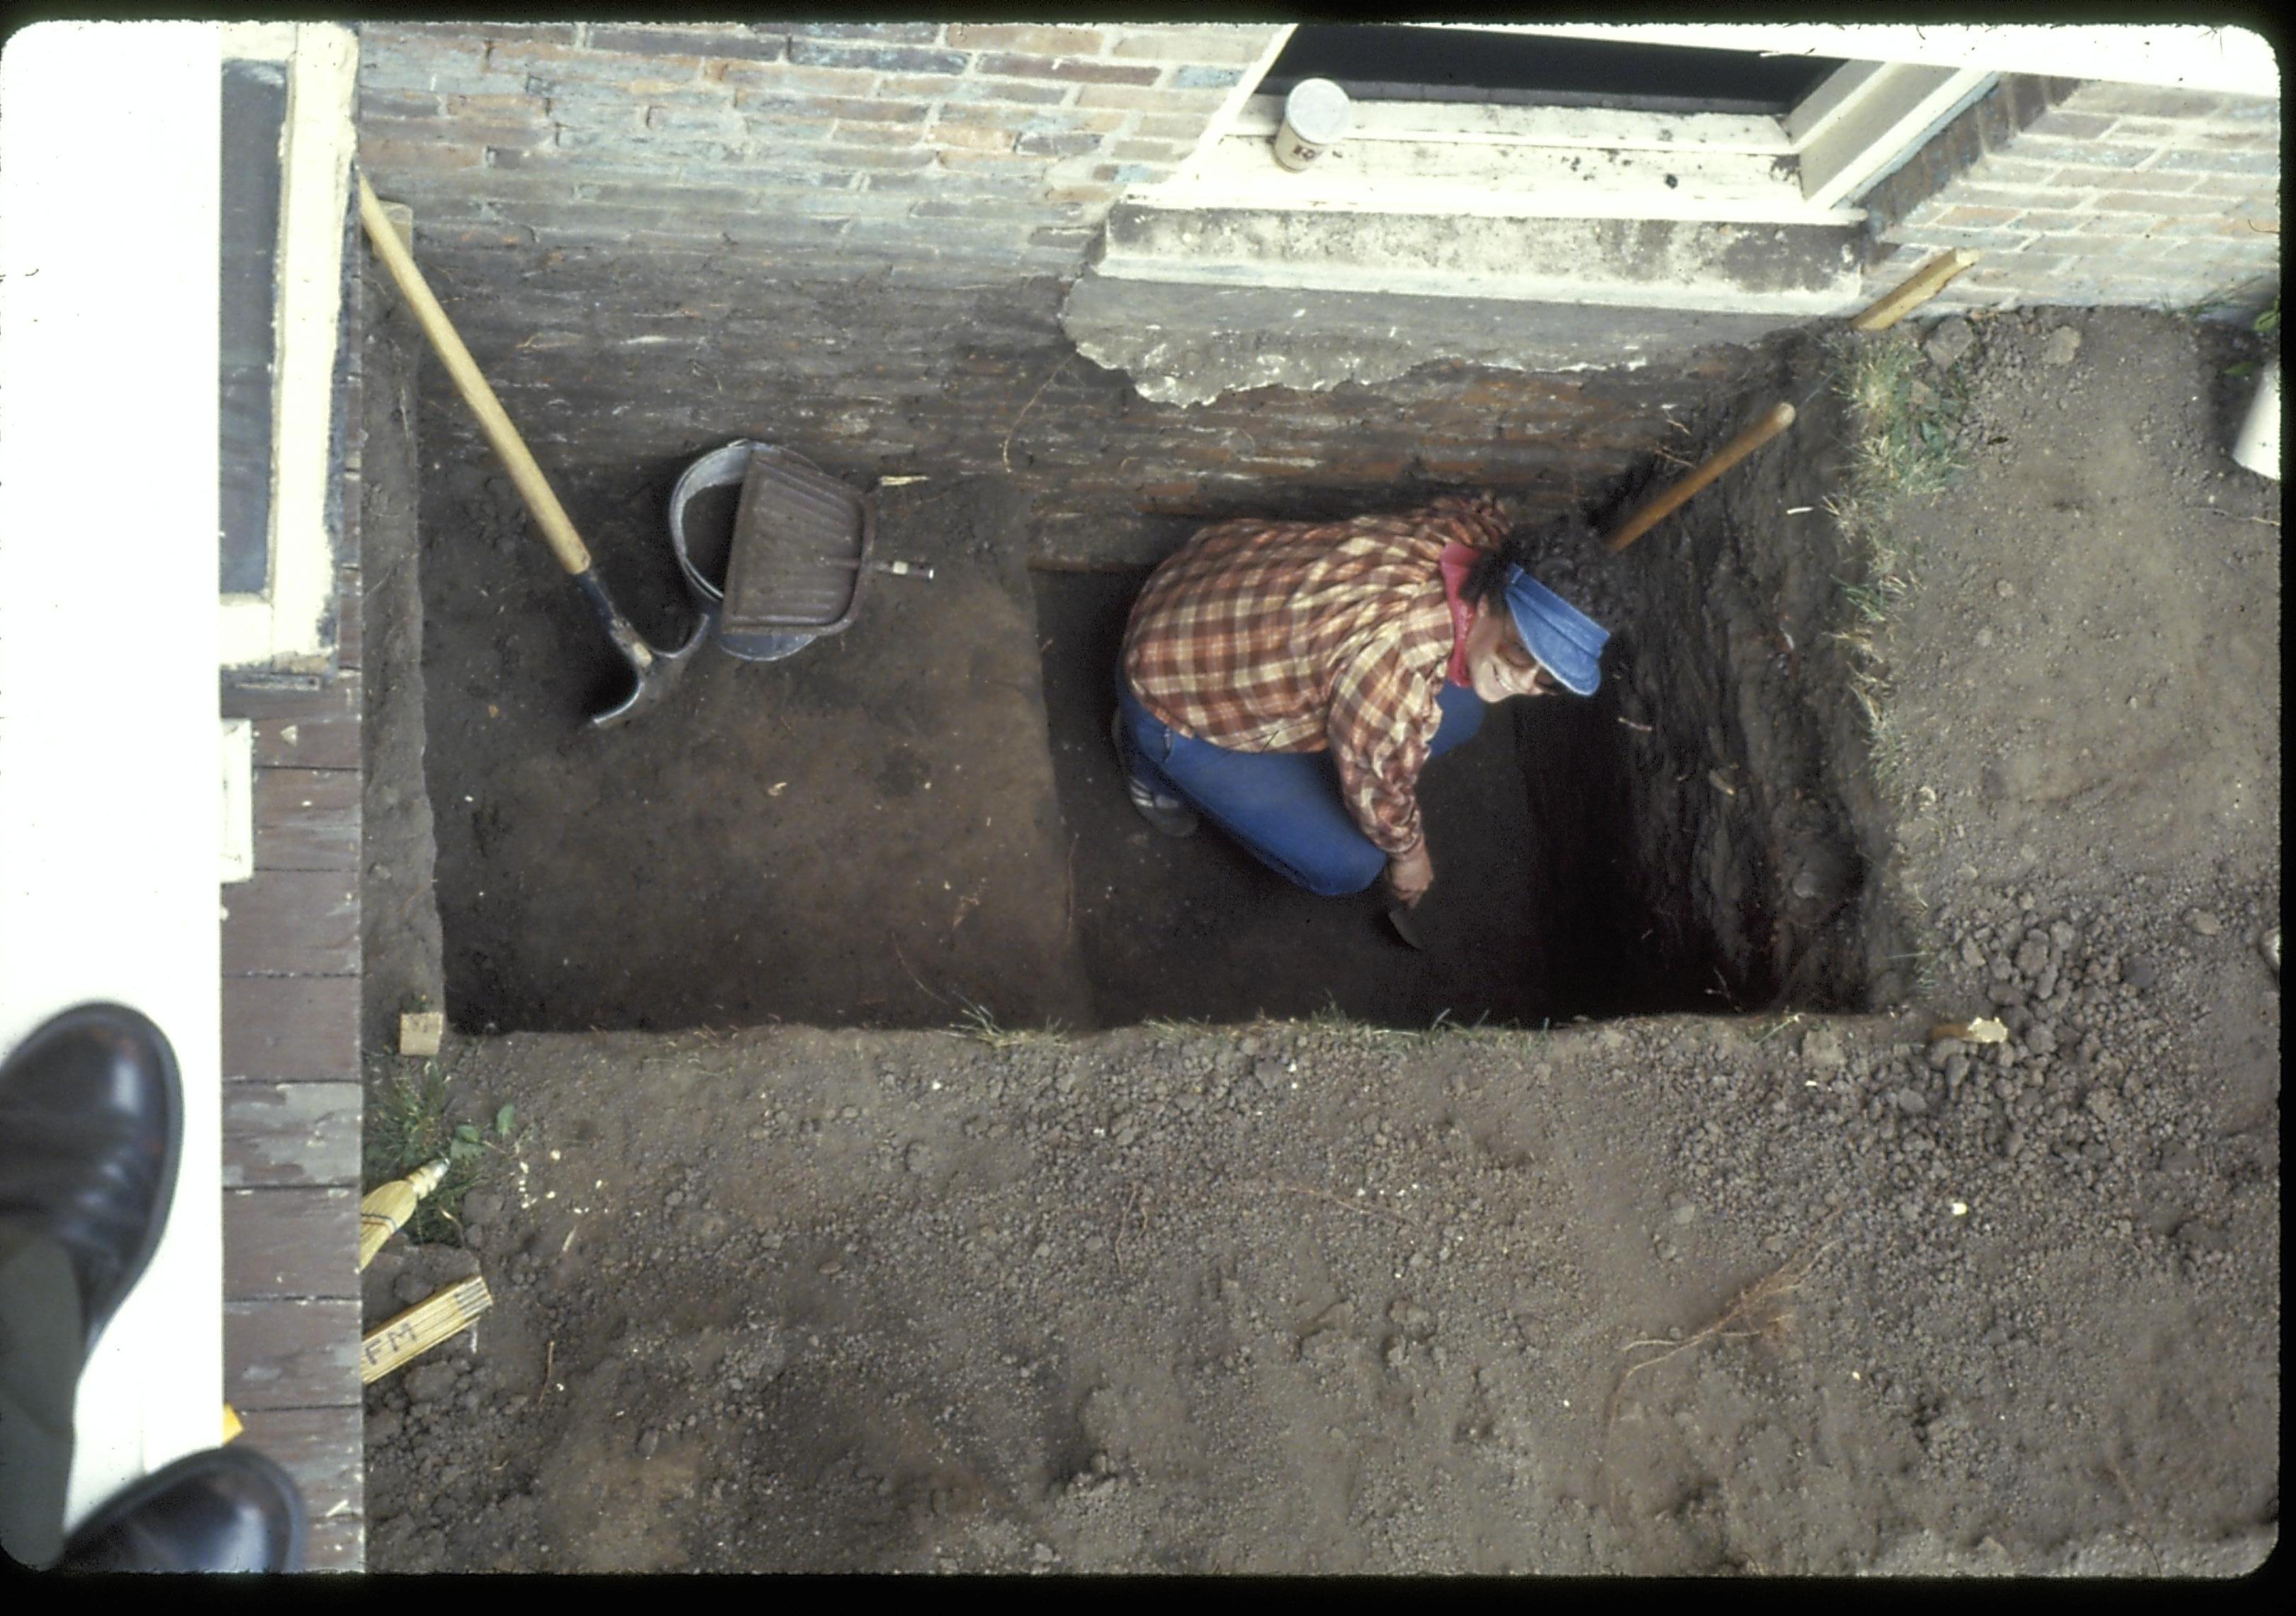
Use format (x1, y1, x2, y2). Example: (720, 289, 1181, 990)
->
(1502, 566, 1609, 695)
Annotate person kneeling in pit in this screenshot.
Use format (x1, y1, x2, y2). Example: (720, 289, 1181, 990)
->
(1113, 493, 1610, 911)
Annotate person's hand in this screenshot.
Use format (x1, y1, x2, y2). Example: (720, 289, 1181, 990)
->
(1386, 841, 1433, 907)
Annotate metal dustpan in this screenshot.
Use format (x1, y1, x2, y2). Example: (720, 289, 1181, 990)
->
(668, 441, 877, 663)
(723, 446, 878, 661)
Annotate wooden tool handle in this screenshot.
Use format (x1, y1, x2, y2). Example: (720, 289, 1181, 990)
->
(1851, 248, 1979, 333)
(355, 171, 592, 576)
(1606, 401, 1796, 554)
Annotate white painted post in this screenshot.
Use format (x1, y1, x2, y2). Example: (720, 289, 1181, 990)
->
(0, 19, 225, 1552)
(2230, 359, 2279, 481)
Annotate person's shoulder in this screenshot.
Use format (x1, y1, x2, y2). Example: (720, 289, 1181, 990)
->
(1420, 493, 1509, 549)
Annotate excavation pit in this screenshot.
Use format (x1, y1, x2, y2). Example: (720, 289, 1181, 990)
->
(407, 334, 1900, 1035)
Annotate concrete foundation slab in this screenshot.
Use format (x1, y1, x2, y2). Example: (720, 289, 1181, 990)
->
(1062, 274, 1814, 405)
(1096, 203, 1866, 318)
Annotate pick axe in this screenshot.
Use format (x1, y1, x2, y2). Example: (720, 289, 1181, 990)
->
(355, 172, 707, 729)
(1606, 402, 1798, 554)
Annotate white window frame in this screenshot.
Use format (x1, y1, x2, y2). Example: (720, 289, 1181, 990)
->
(1147, 26, 1999, 227)
(1456, 23, 2275, 99)
(218, 21, 357, 672)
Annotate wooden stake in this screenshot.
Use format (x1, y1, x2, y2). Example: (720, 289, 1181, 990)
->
(360, 1276, 494, 1384)
(398, 1010, 444, 1057)
(1606, 402, 1796, 554)
(1850, 248, 1980, 332)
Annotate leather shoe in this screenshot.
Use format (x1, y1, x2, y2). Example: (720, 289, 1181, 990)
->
(0, 1002, 182, 1354)
(53, 1446, 306, 1573)
(0, 1002, 181, 1567)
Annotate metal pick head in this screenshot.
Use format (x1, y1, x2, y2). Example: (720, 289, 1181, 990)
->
(1386, 903, 1426, 951)
(588, 603, 714, 730)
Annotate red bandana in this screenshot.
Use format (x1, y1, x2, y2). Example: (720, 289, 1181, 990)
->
(1439, 542, 1479, 687)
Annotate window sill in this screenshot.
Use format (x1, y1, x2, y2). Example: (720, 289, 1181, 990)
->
(1147, 94, 1867, 229)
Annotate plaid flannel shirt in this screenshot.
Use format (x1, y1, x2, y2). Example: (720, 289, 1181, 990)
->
(1121, 495, 1510, 855)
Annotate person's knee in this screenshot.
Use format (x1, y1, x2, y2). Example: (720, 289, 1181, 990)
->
(1290, 842, 1387, 897)
(1429, 690, 1485, 759)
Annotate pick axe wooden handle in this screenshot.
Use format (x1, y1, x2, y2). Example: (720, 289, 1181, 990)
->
(1606, 401, 1796, 554)
(355, 170, 595, 578)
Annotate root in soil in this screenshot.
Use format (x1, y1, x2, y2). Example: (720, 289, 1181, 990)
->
(1608, 1207, 1846, 1417)
(1595, 1211, 1846, 1537)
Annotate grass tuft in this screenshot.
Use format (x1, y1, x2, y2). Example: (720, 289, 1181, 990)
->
(950, 998, 1067, 1050)
(2223, 293, 2280, 377)
(1306, 992, 1357, 1033)
(1817, 327, 1974, 816)
(1142, 1015, 1213, 1040)
(1374, 1006, 1514, 1045)
(364, 1058, 516, 1246)
(1820, 324, 1968, 549)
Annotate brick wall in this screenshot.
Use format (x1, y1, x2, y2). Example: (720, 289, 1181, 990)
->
(376, 246, 1755, 567)
(1859, 74, 2281, 317)
(351, 20, 1752, 567)
(356, 21, 1283, 278)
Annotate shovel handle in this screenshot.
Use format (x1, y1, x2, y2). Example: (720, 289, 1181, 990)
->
(355, 170, 593, 578)
(1606, 401, 1796, 554)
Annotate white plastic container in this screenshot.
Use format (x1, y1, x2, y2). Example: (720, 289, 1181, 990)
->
(2230, 357, 2278, 480)
(1274, 78, 1351, 172)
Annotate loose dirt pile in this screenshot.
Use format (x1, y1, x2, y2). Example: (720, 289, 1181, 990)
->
(364, 305, 2278, 1574)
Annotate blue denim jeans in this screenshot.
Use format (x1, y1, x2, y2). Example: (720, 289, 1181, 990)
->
(1115, 672, 1485, 897)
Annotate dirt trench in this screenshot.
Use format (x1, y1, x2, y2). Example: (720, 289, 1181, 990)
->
(360, 298, 2279, 1576)
(399, 320, 1896, 1036)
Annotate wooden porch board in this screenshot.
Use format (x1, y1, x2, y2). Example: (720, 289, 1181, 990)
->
(236, 1405, 362, 1508)
(333, 560, 364, 672)
(225, 1186, 361, 1300)
(224, 671, 364, 771)
(222, 868, 360, 977)
(225, 1297, 361, 1411)
(303, 1511, 365, 1573)
(253, 768, 364, 872)
(222, 974, 361, 1082)
(223, 1082, 361, 1188)
(211, 232, 372, 1571)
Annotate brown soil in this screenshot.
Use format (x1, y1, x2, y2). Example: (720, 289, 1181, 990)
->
(362, 305, 2278, 1574)
(413, 447, 1813, 1035)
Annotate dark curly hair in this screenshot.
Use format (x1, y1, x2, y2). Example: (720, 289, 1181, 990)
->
(1461, 518, 1580, 608)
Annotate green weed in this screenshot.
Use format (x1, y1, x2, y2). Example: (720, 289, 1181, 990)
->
(2225, 293, 2280, 377)
(363, 1059, 517, 1245)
